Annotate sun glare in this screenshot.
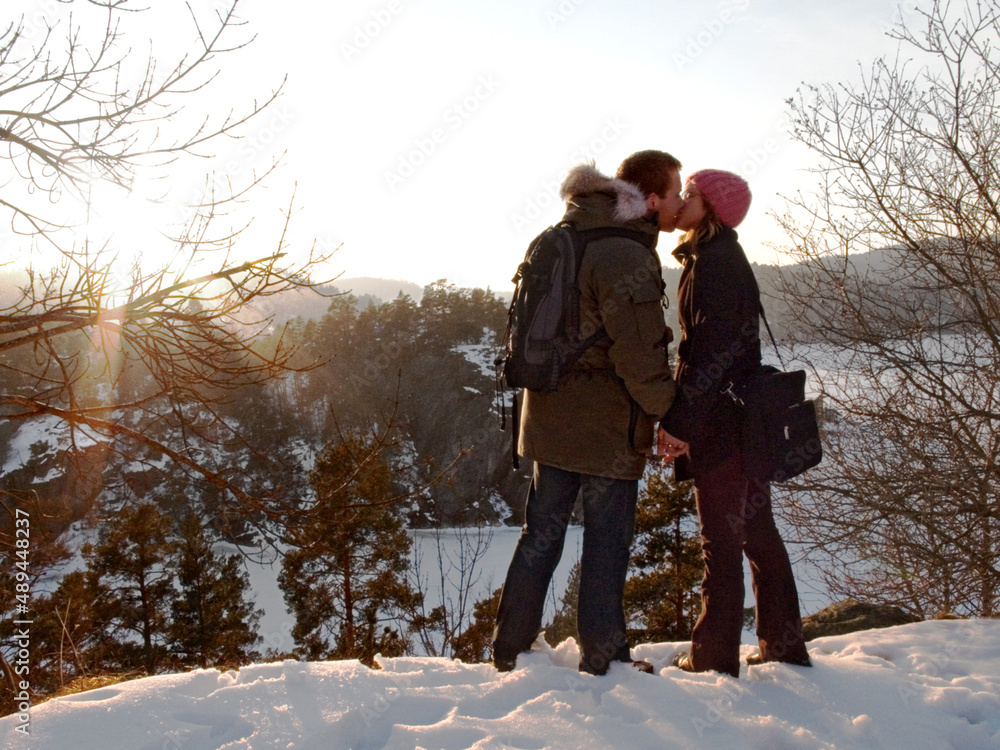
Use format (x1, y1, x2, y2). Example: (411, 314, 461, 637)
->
(83, 180, 179, 300)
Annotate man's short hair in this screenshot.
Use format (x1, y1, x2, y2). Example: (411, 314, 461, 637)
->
(616, 150, 682, 197)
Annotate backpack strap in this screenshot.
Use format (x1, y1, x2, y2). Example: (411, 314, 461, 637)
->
(575, 227, 664, 298)
(547, 223, 658, 388)
(574, 226, 657, 249)
(511, 389, 521, 470)
(555, 221, 605, 388)
(499, 223, 659, 470)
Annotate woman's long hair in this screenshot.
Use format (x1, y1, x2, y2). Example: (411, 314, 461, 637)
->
(678, 199, 723, 255)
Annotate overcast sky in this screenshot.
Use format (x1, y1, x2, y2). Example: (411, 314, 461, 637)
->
(7, 0, 926, 292)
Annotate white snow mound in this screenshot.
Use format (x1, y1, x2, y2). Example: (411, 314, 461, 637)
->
(2, 620, 999, 750)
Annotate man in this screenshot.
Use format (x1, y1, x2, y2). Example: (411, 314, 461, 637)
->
(492, 150, 689, 675)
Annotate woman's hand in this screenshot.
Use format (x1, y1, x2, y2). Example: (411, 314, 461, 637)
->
(653, 427, 689, 461)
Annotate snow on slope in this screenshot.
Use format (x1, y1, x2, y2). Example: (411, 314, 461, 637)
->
(2, 620, 997, 750)
(0, 414, 98, 474)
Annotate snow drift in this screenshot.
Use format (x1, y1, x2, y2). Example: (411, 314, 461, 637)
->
(2, 619, 998, 750)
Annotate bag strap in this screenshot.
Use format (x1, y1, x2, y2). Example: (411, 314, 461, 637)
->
(725, 303, 783, 406)
(573, 226, 657, 249)
(511, 389, 520, 470)
(758, 302, 786, 370)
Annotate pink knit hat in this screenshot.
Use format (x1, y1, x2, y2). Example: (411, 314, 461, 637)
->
(686, 169, 752, 228)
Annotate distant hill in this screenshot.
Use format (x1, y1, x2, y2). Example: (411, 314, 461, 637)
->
(659, 261, 793, 341)
(0, 269, 427, 325)
(332, 277, 424, 304)
(237, 277, 427, 327)
(660, 244, 902, 343)
(3, 250, 902, 337)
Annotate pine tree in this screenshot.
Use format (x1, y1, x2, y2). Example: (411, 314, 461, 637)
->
(30, 571, 103, 690)
(624, 466, 702, 643)
(278, 436, 421, 665)
(544, 561, 582, 647)
(169, 513, 263, 669)
(83, 503, 175, 674)
(451, 587, 502, 663)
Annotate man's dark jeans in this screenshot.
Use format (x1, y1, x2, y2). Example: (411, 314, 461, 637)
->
(492, 462, 638, 675)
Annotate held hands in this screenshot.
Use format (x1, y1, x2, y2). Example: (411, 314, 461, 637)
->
(651, 427, 689, 463)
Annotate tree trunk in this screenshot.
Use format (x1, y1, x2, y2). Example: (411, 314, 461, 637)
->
(341, 546, 355, 657)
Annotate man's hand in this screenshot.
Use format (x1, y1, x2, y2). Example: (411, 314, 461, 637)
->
(654, 427, 689, 461)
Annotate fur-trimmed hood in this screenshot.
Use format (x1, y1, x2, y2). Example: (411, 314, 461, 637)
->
(559, 163, 648, 222)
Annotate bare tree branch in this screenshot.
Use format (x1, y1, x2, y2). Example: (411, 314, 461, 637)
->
(774, 0, 1000, 618)
(0, 1, 340, 538)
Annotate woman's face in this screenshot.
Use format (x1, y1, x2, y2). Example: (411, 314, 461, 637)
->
(675, 184, 708, 232)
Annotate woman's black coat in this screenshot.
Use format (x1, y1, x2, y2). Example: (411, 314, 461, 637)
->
(661, 225, 762, 480)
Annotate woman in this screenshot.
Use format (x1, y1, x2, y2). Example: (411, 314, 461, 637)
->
(659, 169, 810, 677)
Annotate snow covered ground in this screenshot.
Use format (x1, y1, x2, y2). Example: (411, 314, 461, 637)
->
(2, 619, 998, 749)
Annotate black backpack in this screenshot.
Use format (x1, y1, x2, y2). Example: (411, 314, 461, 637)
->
(495, 220, 655, 467)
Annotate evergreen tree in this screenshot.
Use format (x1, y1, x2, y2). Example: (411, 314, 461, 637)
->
(451, 587, 503, 663)
(624, 466, 702, 643)
(169, 513, 263, 669)
(544, 561, 582, 647)
(278, 436, 421, 665)
(83, 504, 175, 674)
(26, 570, 120, 696)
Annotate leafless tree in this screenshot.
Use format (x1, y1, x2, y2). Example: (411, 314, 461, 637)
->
(0, 0, 335, 539)
(409, 525, 495, 658)
(773, 0, 1000, 618)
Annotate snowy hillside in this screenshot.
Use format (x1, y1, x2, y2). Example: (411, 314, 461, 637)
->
(2, 619, 997, 749)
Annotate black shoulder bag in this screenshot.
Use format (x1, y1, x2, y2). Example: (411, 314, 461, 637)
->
(725, 307, 823, 484)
